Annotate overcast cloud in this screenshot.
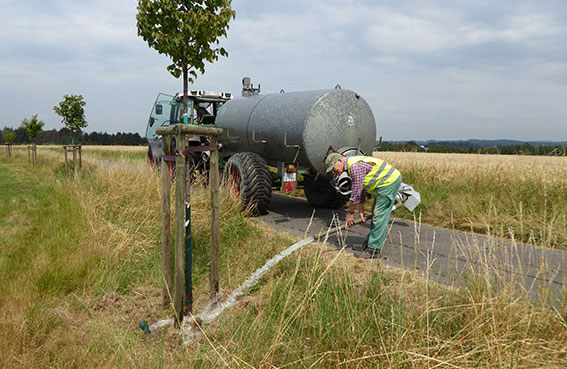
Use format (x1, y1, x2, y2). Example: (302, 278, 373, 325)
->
(0, 0, 565, 140)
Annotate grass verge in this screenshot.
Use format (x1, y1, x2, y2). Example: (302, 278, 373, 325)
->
(0, 147, 565, 368)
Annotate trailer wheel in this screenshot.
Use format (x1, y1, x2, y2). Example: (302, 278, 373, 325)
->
(225, 152, 272, 215)
(304, 175, 348, 209)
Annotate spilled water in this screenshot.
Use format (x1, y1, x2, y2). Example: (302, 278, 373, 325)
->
(147, 236, 317, 343)
(177, 236, 316, 344)
(199, 236, 315, 323)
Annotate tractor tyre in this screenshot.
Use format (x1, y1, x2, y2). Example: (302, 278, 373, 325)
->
(304, 175, 348, 209)
(147, 147, 155, 172)
(225, 152, 272, 215)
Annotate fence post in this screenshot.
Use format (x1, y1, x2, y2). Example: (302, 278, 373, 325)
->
(161, 137, 172, 306)
(173, 129, 187, 322)
(209, 136, 220, 304)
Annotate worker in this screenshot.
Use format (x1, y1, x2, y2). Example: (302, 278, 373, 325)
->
(325, 152, 402, 259)
(195, 104, 214, 124)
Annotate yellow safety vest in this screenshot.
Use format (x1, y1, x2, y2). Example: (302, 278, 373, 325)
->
(346, 156, 401, 195)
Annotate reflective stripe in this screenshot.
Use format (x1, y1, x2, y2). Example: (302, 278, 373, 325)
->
(375, 166, 396, 188)
(363, 161, 387, 192)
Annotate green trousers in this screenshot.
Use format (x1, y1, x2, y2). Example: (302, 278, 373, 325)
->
(366, 175, 402, 250)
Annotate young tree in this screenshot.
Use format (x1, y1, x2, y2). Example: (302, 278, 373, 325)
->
(136, 0, 235, 120)
(53, 94, 87, 133)
(21, 114, 45, 143)
(2, 128, 16, 144)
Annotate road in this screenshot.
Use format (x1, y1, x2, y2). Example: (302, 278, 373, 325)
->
(259, 194, 567, 306)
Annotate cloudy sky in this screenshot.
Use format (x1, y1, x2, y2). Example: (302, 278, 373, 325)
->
(1, 0, 565, 141)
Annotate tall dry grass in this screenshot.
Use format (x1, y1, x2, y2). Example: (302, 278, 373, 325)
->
(375, 152, 567, 249)
(1, 146, 565, 368)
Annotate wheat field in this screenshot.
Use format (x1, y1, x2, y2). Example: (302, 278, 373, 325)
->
(375, 152, 567, 249)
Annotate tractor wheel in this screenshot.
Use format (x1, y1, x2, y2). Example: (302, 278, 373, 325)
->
(304, 175, 348, 209)
(147, 147, 154, 172)
(225, 152, 272, 215)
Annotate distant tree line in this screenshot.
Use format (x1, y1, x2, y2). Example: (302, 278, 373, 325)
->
(0, 126, 147, 146)
(376, 141, 566, 156)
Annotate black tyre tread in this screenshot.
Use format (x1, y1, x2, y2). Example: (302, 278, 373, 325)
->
(304, 176, 348, 209)
(225, 152, 272, 215)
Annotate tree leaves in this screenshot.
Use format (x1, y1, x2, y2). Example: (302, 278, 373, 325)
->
(2, 128, 16, 143)
(53, 95, 87, 133)
(20, 114, 45, 142)
(136, 0, 235, 83)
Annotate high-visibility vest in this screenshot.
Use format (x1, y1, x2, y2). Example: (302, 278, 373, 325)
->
(346, 156, 401, 195)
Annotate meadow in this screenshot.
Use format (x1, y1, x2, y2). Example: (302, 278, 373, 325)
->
(0, 146, 565, 368)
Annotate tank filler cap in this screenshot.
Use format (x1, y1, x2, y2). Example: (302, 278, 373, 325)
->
(242, 76, 261, 97)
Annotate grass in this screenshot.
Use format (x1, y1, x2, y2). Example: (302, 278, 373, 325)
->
(0, 146, 566, 368)
(375, 152, 567, 249)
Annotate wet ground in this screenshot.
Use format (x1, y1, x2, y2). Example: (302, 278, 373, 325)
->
(259, 194, 567, 306)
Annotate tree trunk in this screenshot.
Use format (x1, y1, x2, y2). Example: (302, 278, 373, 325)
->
(183, 65, 189, 123)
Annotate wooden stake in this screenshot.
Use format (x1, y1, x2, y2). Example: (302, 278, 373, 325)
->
(184, 137, 193, 316)
(173, 131, 187, 322)
(161, 137, 172, 306)
(72, 147, 77, 177)
(64, 147, 69, 176)
(209, 137, 220, 303)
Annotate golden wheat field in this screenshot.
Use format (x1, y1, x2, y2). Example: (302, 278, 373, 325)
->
(374, 152, 567, 249)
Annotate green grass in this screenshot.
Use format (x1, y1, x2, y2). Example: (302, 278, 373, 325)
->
(1, 149, 566, 368)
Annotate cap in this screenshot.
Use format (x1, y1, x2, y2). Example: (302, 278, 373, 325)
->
(325, 152, 342, 173)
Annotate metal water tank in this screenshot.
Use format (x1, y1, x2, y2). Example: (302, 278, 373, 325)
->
(215, 88, 376, 174)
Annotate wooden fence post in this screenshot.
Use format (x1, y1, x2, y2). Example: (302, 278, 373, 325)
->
(161, 137, 172, 306)
(209, 136, 220, 304)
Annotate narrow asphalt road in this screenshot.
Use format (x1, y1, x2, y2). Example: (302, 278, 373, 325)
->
(259, 194, 567, 306)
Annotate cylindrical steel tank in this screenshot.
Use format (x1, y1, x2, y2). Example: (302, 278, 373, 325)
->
(215, 89, 376, 174)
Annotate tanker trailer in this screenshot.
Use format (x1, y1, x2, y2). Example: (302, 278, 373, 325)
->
(216, 78, 377, 214)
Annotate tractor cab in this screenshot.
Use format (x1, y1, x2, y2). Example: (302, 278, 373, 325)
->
(173, 90, 232, 126)
(145, 90, 232, 165)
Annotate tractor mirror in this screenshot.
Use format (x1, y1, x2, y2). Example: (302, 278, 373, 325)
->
(155, 104, 163, 115)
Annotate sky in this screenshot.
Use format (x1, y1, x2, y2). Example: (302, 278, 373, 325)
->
(0, 0, 566, 141)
